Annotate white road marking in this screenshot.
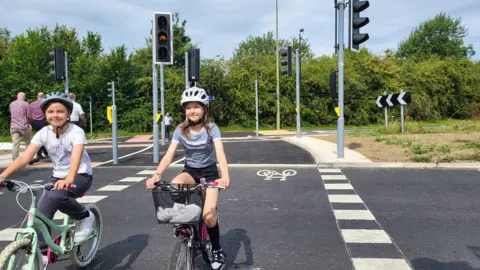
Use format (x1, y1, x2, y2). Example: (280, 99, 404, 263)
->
(328, 194, 364, 203)
(0, 228, 23, 241)
(172, 157, 186, 164)
(352, 258, 412, 270)
(318, 168, 342, 173)
(341, 229, 392, 243)
(97, 185, 130, 191)
(137, 170, 156, 175)
(321, 174, 347, 180)
(333, 210, 375, 220)
(77, 195, 107, 204)
(324, 183, 354, 190)
(319, 169, 413, 269)
(93, 144, 154, 167)
(119, 177, 146, 182)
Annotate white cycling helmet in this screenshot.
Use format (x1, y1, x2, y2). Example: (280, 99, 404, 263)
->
(181, 86, 209, 106)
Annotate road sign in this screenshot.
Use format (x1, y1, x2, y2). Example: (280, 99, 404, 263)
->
(376, 92, 412, 108)
(208, 95, 215, 101)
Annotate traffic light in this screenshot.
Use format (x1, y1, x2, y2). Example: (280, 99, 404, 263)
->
(153, 12, 173, 65)
(280, 46, 292, 76)
(49, 47, 65, 81)
(188, 48, 200, 82)
(329, 71, 337, 101)
(349, 0, 370, 51)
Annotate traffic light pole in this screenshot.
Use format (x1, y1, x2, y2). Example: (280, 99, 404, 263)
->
(160, 63, 165, 146)
(64, 51, 69, 94)
(109, 81, 118, 165)
(275, 0, 280, 130)
(295, 48, 301, 138)
(185, 51, 189, 89)
(337, 0, 345, 159)
(152, 63, 159, 163)
(255, 79, 259, 137)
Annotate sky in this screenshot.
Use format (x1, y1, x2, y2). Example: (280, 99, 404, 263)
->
(1, 0, 479, 60)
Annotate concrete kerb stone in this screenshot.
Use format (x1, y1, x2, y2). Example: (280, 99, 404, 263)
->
(317, 162, 479, 170)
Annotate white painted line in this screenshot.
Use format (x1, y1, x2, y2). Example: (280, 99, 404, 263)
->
(222, 139, 282, 143)
(333, 210, 375, 220)
(97, 185, 130, 191)
(324, 183, 354, 190)
(119, 177, 145, 182)
(137, 170, 156, 175)
(34, 180, 44, 183)
(352, 258, 412, 270)
(93, 144, 153, 167)
(172, 157, 186, 164)
(328, 194, 364, 203)
(0, 228, 23, 241)
(321, 174, 347, 180)
(341, 229, 392, 243)
(77, 195, 107, 204)
(53, 212, 66, 220)
(319, 168, 342, 173)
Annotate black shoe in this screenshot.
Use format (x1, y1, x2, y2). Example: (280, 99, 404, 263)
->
(211, 249, 226, 270)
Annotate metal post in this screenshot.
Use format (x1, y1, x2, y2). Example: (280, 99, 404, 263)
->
(152, 63, 159, 163)
(160, 64, 165, 146)
(400, 90, 405, 133)
(334, 0, 338, 54)
(64, 51, 69, 94)
(111, 81, 118, 164)
(275, 0, 280, 130)
(384, 91, 388, 129)
(255, 79, 259, 137)
(337, 0, 345, 159)
(185, 51, 189, 89)
(89, 96, 93, 136)
(296, 49, 301, 138)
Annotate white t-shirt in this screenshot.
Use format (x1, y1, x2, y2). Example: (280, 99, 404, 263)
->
(165, 116, 172, 125)
(31, 124, 92, 178)
(70, 101, 84, 121)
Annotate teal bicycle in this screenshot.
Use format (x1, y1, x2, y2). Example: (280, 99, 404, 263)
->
(0, 179, 102, 270)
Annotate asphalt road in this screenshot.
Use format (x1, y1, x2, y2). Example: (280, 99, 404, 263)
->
(1, 137, 479, 269)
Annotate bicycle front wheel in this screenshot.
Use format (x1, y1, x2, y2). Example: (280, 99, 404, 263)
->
(168, 235, 195, 270)
(0, 237, 43, 270)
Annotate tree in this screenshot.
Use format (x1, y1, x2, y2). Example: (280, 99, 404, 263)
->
(396, 12, 475, 60)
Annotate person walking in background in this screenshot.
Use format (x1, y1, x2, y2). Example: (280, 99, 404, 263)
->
(9, 92, 32, 161)
(164, 112, 173, 142)
(29, 92, 49, 163)
(68, 93, 86, 129)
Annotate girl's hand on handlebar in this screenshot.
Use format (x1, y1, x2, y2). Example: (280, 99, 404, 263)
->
(215, 178, 230, 189)
(146, 176, 161, 189)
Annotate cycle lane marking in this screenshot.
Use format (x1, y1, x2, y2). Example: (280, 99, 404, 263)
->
(319, 168, 413, 270)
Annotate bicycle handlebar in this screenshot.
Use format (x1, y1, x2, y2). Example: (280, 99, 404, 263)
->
(0, 180, 76, 193)
(153, 180, 225, 191)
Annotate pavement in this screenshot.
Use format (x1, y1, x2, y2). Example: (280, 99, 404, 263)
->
(1, 134, 480, 269)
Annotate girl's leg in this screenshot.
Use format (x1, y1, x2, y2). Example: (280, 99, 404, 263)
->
(204, 188, 225, 269)
(171, 172, 195, 184)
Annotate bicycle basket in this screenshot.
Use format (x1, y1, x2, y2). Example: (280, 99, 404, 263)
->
(152, 183, 203, 224)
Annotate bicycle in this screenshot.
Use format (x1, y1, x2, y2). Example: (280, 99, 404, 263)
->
(0, 179, 102, 270)
(151, 178, 225, 270)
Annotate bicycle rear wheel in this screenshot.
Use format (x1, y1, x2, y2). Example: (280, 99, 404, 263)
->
(0, 237, 43, 270)
(168, 235, 195, 270)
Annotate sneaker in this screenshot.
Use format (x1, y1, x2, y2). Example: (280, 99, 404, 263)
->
(42, 255, 49, 270)
(211, 249, 226, 270)
(74, 210, 95, 243)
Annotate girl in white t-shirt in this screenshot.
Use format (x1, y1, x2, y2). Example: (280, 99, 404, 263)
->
(0, 92, 95, 256)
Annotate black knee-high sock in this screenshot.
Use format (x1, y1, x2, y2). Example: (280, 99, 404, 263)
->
(207, 222, 221, 251)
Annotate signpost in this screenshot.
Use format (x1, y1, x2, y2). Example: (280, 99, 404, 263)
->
(376, 91, 412, 133)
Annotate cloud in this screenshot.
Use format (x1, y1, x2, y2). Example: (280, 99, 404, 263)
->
(0, 0, 478, 60)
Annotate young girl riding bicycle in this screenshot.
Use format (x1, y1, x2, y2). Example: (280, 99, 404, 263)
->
(146, 86, 230, 270)
(0, 92, 95, 264)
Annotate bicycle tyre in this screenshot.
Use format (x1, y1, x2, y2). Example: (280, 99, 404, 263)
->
(69, 204, 103, 268)
(0, 237, 43, 269)
(168, 235, 195, 270)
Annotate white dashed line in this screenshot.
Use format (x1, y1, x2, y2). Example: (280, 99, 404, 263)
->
(97, 185, 130, 191)
(0, 228, 23, 241)
(319, 168, 413, 270)
(119, 177, 146, 182)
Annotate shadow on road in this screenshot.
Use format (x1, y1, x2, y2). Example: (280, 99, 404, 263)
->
(221, 228, 253, 269)
(67, 234, 149, 270)
(411, 258, 480, 270)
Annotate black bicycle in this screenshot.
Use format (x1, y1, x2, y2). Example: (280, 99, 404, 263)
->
(151, 178, 224, 270)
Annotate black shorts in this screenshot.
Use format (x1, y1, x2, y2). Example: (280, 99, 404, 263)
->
(182, 163, 220, 184)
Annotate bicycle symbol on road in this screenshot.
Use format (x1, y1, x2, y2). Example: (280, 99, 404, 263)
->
(256, 169, 297, 181)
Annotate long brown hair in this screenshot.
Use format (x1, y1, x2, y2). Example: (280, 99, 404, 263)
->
(177, 102, 213, 140)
